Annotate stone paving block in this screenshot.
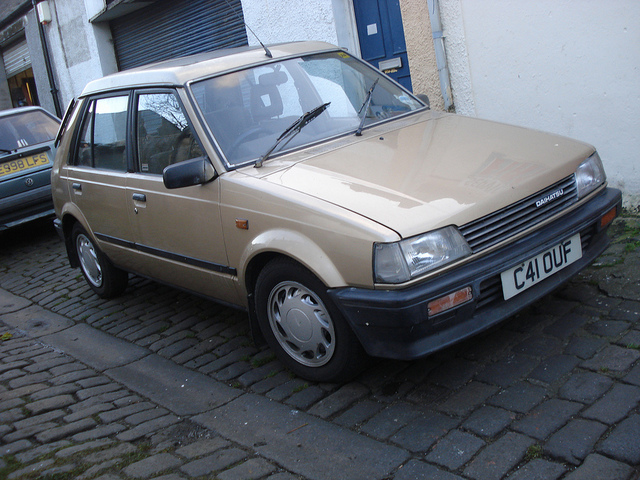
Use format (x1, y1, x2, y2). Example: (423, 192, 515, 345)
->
(14, 409, 66, 429)
(3, 422, 58, 442)
(580, 344, 640, 372)
(180, 448, 246, 477)
(124, 452, 182, 478)
(249, 371, 290, 394)
(425, 429, 485, 470)
(63, 402, 114, 423)
(285, 385, 326, 410)
(76, 383, 123, 400)
(586, 319, 630, 337)
(487, 382, 547, 413)
(361, 402, 422, 439)
(558, 371, 613, 403)
(544, 418, 608, 465)
(462, 406, 515, 438)
(597, 414, 640, 465)
(564, 336, 607, 360)
(7, 458, 55, 479)
(8, 370, 52, 388)
(215, 361, 253, 381)
(237, 361, 284, 388)
(543, 313, 589, 339)
(463, 432, 534, 480)
(98, 401, 155, 423)
(82, 443, 137, 464)
(15, 440, 71, 463)
(507, 458, 566, 480)
(425, 358, 479, 389)
(116, 414, 181, 442)
(126, 407, 170, 425)
(217, 458, 277, 480)
(76, 376, 111, 388)
(474, 354, 538, 387)
(175, 437, 230, 459)
(307, 383, 369, 419)
(437, 381, 498, 417)
(393, 459, 465, 480)
(582, 383, 640, 424)
(0, 438, 32, 456)
(528, 354, 580, 384)
(55, 438, 114, 458)
(72, 423, 127, 442)
(563, 453, 634, 480)
(0, 397, 24, 411)
(30, 384, 79, 401)
(36, 417, 97, 443)
(49, 369, 96, 386)
(513, 334, 562, 357)
(391, 411, 459, 452)
(511, 398, 582, 441)
(334, 400, 385, 428)
(623, 361, 640, 386)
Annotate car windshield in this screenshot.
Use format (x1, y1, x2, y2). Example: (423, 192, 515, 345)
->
(190, 51, 423, 167)
(0, 110, 59, 153)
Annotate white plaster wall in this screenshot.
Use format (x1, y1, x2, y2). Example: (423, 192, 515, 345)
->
(240, 0, 359, 54)
(43, 0, 117, 107)
(440, 0, 640, 209)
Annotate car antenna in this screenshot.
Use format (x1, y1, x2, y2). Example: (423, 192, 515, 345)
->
(224, 0, 272, 58)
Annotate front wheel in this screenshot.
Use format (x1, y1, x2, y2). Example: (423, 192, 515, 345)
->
(254, 258, 367, 383)
(72, 223, 128, 298)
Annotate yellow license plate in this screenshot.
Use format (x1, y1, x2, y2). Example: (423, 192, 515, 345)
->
(0, 152, 50, 177)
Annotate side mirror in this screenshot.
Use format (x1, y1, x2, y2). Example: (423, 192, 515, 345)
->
(416, 94, 430, 110)
(163, 157, 216, 189)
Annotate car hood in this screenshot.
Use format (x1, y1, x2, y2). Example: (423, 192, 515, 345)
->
(259, 112, 595, 238)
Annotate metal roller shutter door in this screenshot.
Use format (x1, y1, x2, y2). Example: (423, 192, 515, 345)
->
(110, 0, 248, 71)
(3, 39, 31, 77)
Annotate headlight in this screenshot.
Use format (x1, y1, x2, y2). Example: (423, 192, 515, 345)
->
(575, 152, 606, 199)
(374, 226, 472, 283)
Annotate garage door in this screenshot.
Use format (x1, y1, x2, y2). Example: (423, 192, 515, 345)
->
(110, 0, 248, 71)
(2, 38, 31, 77)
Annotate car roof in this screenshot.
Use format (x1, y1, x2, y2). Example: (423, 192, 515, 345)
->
(0, 106, 56, 119)
(81, 41, 339, 96)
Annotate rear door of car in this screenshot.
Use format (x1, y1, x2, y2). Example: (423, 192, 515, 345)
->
(63, 93, 137, 267)
(125, 89, 237, 302)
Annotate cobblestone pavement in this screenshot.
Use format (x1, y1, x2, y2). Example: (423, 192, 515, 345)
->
(0, 216, 639, 480)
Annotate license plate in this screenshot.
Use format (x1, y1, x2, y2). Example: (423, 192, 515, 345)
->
(501, 234, 582, 300)
(0, 152, 50, 177)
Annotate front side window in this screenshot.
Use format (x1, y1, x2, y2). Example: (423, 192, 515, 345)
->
(190, 51, 422, 167)
(75, 96, 129, 171)
(136, 92, 203, 175)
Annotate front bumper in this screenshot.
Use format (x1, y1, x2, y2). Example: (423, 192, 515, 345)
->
(328, 187, 622, 360)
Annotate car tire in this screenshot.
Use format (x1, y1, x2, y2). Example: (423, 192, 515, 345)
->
(255, 258, 367, 383)
(72, 223, 128, 298)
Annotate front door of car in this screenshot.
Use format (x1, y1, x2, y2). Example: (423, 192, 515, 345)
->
(125, 90, 237, 302)
(64, 94, 137, 267)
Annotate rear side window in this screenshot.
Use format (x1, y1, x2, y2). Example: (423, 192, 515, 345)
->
(136, 92, 203, 175)
(75, 96, 129, 171)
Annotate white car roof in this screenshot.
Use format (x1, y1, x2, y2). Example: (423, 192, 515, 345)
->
(81, 41, 339, 96)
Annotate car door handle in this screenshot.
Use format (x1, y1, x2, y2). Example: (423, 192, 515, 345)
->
(72, 183, 82, 191)
(132, 193, 146, 202)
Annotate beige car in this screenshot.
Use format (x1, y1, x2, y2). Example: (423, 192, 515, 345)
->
(52, 41, 622, 382)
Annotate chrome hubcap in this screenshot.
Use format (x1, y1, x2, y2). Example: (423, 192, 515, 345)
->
(76, 233, 102, 287)
(267, 281, 335, 367)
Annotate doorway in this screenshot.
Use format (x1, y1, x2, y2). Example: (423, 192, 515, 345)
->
(352, 0, 412, 91)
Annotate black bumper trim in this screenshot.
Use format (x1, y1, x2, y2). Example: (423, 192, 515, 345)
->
(328, 187, 622, 360)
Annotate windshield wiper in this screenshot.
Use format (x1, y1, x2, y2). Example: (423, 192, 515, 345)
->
(0, 146, 14, 154)
(355, 78, 379, 136)
(254, 102, 330, 168)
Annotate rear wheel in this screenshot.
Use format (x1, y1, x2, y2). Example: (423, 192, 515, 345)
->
(72, 223, 128, 298)
(255, 258, 367, 382)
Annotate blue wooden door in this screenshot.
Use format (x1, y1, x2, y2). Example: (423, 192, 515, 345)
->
(353, 0, 412, 91)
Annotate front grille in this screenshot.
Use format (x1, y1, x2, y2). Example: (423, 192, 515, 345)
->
(459, 175, 578, 253)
